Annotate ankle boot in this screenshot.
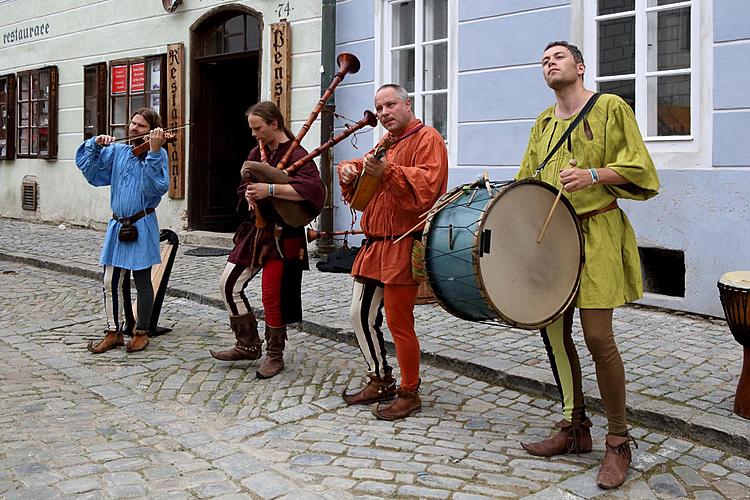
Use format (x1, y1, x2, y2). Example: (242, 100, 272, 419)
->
(210, 312, 262, 361)
(256, 325, 286, 379)
(521, 418, 593, 457)
(87, 330, 124, 354)
(126, 329, 150, 352)
(371, 382, 421, 421)
(597, 434, 636, 489)
(342, 367, 397, 405)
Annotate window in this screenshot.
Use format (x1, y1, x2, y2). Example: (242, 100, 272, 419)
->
(198, 13, 260, 58)
(384, 0, 450, 140)
(0, 74, 15, 160)
(109, 57, 165, 138)
(589, 0, 694, 140)
(83, 63, 107, 140)
(17, 66, 58, 158)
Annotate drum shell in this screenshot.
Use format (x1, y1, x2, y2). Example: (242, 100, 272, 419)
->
(718, 282, 750, 348)
(424, 184, 501, 322)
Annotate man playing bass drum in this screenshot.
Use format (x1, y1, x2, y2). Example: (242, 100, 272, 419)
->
(337, 84, 448, 420)
(516, 41, 659, 490)
(210, 101, 325, 379)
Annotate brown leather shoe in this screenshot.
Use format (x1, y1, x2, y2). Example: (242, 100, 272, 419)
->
(342, 367, 397, 405)
(597, 434, 636, 489)
(371, 385, 421, 420)
(87, 330, 124, 354)
(256, 326, 286, 379)
(210, 312, 262, 361)
(521, 418, 593, 457)
(125, 329, 150, 352)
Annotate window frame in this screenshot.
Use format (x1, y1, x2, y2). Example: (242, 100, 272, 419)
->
(583, 0, 703, 156)
(108, 55, 166, 139)
(0, 74, 16, 160)
(16, 66, 58, 159)
(381, 0, 453, 146)
(83, 63, 108, 140)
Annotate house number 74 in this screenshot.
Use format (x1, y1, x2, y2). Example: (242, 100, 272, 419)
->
(277, 2, 292, 19)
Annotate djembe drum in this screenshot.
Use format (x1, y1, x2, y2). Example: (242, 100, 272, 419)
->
(717, 271, 750, 420)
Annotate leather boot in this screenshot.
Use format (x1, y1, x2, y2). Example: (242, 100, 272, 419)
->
(125, 329, 150, 352)
(87, 330, 124, 354)
(371, 384, 421, 421)
(597, 434, 636, 489)
(210, 312, 262, 361)
(521, 418, 593, 457)
(342, 367, 397, 405)
(256, 325, 286, 379)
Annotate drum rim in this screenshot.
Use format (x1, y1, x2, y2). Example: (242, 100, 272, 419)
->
(423, 183, 504, 322)
(473, 178, 585, 329)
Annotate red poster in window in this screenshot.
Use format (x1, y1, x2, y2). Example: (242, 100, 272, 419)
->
(111, 65, 127, 94)
(130, 63, 145, 92)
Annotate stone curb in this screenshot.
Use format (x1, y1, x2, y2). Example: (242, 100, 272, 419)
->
(2, 249, 748, 458)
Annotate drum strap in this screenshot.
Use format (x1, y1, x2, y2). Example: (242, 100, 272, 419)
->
(534, 93, 601, 177)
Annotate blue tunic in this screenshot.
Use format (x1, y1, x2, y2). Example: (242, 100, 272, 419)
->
(76, 138, 169, 270)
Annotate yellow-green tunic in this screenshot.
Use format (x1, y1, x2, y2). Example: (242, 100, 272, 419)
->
(516, 93, 660, 308)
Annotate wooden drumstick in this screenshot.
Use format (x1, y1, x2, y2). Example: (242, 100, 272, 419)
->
(537, 159, 577, 244)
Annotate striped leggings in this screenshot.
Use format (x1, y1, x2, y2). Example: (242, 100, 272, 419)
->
(541, 307, 628, 435)
(349, 278, 420, 390)
(219, 259, 284, 327)
(102, 265, 153, 332)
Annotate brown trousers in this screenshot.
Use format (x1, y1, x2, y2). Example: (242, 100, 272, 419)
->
(540, 307, 627, 435)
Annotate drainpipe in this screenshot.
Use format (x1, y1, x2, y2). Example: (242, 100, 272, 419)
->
(317, 0, 336, 256)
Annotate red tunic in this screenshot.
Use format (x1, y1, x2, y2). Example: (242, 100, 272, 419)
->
(339, 120, 448, 285)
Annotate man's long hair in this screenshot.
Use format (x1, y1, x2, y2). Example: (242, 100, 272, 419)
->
(245, 101, 295, 141)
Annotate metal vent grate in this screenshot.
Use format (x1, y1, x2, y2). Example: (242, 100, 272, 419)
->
(22, 180, 38, 211)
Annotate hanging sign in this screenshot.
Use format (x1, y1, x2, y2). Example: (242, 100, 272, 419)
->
(130, 63, 145, 92)
(270, 20, 291, 125)
(167, 43, 185, 199)
(111, 65, 127, 94)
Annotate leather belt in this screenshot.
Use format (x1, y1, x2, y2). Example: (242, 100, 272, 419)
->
(579, 200, 618, 221)
(365, 231, 423, 245)
(112, 207, 155, 223)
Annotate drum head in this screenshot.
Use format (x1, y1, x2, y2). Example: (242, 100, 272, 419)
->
(477, 180, 583, 328)
(719, 271, 750, 289)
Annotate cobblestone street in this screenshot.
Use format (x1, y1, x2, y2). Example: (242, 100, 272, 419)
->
(2, 256, 750, 498)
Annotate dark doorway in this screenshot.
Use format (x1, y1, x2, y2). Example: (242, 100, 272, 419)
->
(190, 10, 262, 232)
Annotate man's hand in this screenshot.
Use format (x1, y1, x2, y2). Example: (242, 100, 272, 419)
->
(338, 162, 359, 184)
(246, 182, 270, 201)
(94, 135, 116, 146)
(149, 128, 166, 152)
(559, 159, 595, 192)
(363, 154, 387, 178)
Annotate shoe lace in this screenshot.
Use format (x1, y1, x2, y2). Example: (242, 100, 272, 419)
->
(606, 435, 637, 460)
(567, 425, 586, 455)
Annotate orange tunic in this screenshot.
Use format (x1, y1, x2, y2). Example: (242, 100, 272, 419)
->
(339, 119, 448, 285)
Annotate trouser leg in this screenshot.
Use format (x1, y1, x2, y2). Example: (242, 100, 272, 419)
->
(383, 284, 420, 391)
(103, 265, 128, 332)
(132, 267, 153, 331)
(220, 261, 258, 317)
(540, 307, 586, 423)
(349, 278, 390, 378)
(580, 308, 628, 436)
(261, 258, 284, 328)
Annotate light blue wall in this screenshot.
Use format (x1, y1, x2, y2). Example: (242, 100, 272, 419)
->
(331, 0, 750, 317)
(713, 1, 750, 168)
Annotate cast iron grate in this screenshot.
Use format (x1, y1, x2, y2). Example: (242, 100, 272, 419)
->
(184, 247, 231, 257)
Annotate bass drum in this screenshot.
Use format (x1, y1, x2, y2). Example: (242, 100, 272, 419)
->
(423, 179, 584, 329)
